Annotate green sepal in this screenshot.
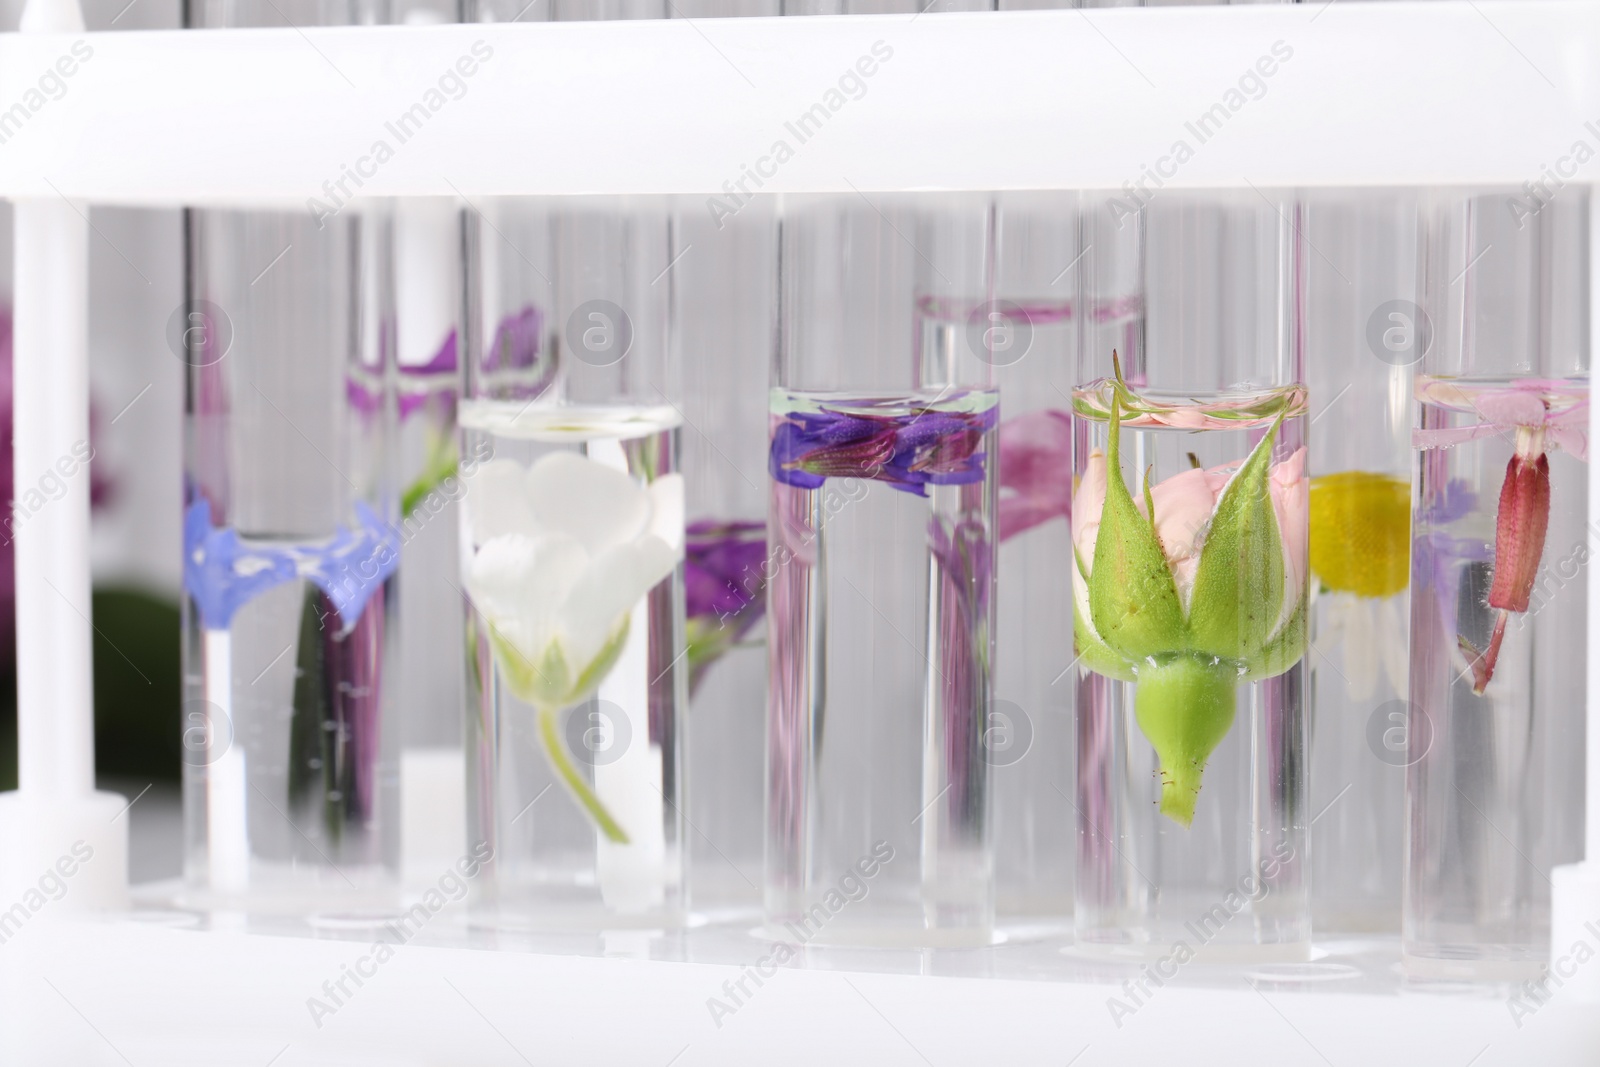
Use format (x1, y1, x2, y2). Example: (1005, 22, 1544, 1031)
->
(1185, 414, 1286, 662)
(685, 616, 732, 672)
(1132, 652, 1239, 827)
(569, 622, 633, 702)
(1142, 466, 1159, 548)
(1088, 392, 1185, 662)
(1072, 579, 1139, 683)
(489, 617, 631, 712)
(490, 627, 570, 709)
(686, 615, 742, 694)
(1241, 585, 1308, 682)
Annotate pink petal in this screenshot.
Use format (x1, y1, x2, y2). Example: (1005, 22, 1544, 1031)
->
(1071, 451, 1107, 567)
(1123, 410, 1245, 431)
(1000, 498, 1064, 543)
(1547, 401, 1590, 428)
(1145, 463, 1216, 572)
(1548, 426, 1589, 462)
(1152, 408, 1215, 430)
(998, 410, 1073, 541)
(999, 410, 1072, 485)
(1070, 443, 1309, 630)
(1471, 390, 1548, 427)
(1508, 377, 1581, 393)
(1148, 467, 1221, 604)
(1201, 463, 1234, 496)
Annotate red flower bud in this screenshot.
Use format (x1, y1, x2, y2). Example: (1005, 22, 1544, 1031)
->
(1487, 449, 1551, 614)
(1460, 440, 1552, 694)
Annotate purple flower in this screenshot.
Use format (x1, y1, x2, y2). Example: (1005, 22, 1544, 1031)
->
(404, 328, 459, 377)
(928, 514, 993, 822)
(344, 375, 382, 416)
(486, 304, 544, 373)
(685, 520, 767, 624)
(684, 519, 767, 693)
(1412, 478, 1488, 665)
(475, 304, 556, 405)
(769, 398, 997, 497)
(344, 329, 462, 421)
(398, 329, 458, 421)
(929, 515, 992, 616)
(352, 307, 547, 418)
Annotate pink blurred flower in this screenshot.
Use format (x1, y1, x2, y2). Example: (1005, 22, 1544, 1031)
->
(997, 409, 1072, 541)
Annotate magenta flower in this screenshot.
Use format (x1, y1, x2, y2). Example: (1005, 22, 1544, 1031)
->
(996, 409, 1072, 542)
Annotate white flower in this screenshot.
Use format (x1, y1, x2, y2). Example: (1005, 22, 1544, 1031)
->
(1312, 588, 1408, 703)
(464, 452, 684, 711)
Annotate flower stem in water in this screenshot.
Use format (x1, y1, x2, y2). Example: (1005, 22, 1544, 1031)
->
(536, 704, 630, 845)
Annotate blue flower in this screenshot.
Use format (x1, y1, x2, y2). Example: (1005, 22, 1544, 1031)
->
(184, 498, 401, 632)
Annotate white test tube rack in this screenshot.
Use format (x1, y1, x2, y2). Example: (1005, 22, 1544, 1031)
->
(0, 0, 1593, 1007)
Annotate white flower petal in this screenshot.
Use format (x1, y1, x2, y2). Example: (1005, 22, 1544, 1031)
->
(1344, 614, 1378, 702)
(465, 459, 542, 546)
(560, 538, 677, 669)
(646, 473, 686, 553)
(465, 534, 532, 616)
(525, 451, 650, 553)
(1321, 593, 1377, 702)
(1378, 593, 1410, 697)
(628, 534, 680, 598)
(467, 532, 589, 663)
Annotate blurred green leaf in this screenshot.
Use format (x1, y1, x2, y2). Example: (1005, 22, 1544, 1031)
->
(92, 586, 181, 782)
(0, 586, 180, 789)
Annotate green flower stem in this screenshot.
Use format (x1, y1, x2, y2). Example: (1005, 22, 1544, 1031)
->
(536, 704, 631, 845)
(1133, 654, 1238, 828)
(401, 443, 459, 519)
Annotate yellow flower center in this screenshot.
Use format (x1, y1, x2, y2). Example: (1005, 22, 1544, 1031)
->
(1309, 471, 1411, 599)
